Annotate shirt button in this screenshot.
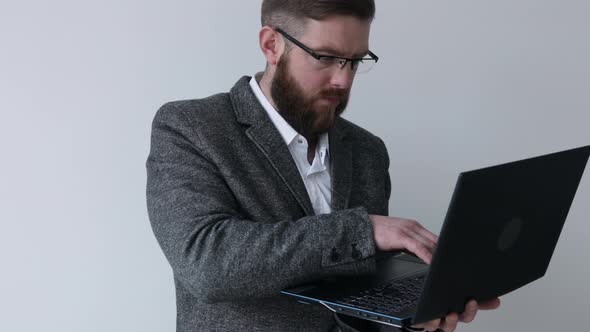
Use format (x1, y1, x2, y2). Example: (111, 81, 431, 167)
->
(297, 139, 303, 144)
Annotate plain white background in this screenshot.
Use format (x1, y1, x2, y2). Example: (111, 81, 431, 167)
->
(1, 0, 588, 331)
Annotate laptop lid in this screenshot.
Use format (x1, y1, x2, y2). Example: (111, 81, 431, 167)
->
(413, 145, 590, 323)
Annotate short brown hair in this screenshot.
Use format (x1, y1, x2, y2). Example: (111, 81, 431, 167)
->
(261, 0, 375, 37)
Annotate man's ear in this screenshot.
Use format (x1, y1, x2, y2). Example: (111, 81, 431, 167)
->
(259, 26, 284, 65)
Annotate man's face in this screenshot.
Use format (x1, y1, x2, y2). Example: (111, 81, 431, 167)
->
(270, 16, 371, 138)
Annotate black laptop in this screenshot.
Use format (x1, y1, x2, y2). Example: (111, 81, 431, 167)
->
(282, 145, 590, 328)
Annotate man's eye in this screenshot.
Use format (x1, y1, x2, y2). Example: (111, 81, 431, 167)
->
(318, 57, 337, 65)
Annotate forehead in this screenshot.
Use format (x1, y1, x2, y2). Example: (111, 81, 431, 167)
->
(299, 15, 371, 57)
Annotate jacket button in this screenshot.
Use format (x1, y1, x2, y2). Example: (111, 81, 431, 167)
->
(330, 249, 341, 262)
(351, 244, 362, 260)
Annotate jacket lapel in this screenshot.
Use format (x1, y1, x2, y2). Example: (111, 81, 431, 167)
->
(329, 121, 352, 211)
(230, 76, 315, 216)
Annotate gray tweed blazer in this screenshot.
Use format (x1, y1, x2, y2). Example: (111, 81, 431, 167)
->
(146, 76, 398, 331)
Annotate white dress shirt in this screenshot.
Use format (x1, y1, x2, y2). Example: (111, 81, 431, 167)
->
(249, 76, 332, 215)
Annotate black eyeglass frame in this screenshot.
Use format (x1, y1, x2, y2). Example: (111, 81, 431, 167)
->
(275, 28, 379, 72)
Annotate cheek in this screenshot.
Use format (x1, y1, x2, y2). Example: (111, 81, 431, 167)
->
(302, 76, 330, 98)
(290, 67, 328, 95)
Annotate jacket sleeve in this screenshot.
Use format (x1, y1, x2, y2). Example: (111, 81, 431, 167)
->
(146, 103, 379, 304)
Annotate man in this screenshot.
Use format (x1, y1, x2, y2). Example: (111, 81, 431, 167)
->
(146, 1, 500, 331)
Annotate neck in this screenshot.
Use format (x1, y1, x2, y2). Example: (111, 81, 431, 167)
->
(257, 71, 277, 111)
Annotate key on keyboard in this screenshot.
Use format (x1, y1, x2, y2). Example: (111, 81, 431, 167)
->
(336, 274, 426, 314)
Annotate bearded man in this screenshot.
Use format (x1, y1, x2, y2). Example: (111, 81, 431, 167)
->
(146, 1, 499, 331)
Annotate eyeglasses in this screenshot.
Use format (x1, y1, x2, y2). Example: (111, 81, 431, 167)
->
(275, 28, 379, 74)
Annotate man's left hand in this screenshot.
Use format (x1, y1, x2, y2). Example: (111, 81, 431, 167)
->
(411, 298, 501, 332)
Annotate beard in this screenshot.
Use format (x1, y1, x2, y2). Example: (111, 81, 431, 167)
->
(270, 54, 350, 139)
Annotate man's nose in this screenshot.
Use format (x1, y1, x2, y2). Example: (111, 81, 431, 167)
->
(329, 65, 355, 90)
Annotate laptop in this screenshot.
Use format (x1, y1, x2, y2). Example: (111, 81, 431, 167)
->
(282, 145, 590, 328)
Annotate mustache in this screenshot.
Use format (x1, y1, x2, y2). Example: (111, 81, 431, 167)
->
(317, 88, 349, 101)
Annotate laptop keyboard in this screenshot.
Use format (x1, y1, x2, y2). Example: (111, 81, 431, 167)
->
(335, 274, 426, 315)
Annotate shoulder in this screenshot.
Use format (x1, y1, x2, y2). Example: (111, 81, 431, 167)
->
(153, 75, 253, 127)
(153, 92, 234, 128)
(149, 92, 242, 154)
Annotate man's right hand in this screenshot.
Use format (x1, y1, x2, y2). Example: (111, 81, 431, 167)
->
(369, 215, 502, 331)
(369, 215, 438, 264)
